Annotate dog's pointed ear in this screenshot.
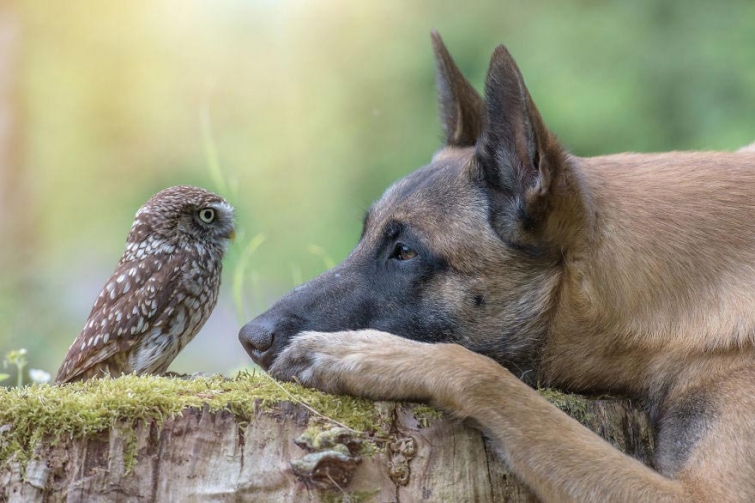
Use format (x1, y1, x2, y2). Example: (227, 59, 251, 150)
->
(476, 45, 565, 233)
(432, 31, 484, 147)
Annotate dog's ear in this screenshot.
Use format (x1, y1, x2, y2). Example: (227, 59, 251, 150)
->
(476, 45, 565, 239)
(431, 31, 484, 147)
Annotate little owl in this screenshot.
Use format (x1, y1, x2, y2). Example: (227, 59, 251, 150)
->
(56, 186, 235, 384)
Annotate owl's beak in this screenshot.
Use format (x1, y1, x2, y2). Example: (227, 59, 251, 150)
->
(227, 229, 236, 242)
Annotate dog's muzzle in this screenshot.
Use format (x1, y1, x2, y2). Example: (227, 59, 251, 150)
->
(238, 318, 276, 369)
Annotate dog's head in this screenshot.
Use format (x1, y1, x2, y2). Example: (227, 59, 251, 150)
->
(240, 32, 584, 373)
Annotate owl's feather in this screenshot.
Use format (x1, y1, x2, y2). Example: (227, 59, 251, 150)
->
(55, 254, 184, 383)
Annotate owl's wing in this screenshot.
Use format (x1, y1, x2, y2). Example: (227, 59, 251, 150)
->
(56, 254, 183, 383)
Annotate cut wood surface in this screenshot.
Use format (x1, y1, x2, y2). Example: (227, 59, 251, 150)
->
(0, 375, 654, 502)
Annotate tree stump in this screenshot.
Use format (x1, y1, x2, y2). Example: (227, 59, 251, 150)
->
(0, 375, 653, 502)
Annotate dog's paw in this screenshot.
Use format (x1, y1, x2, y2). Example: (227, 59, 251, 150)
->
(268, 331, 341, 391)
(268, 329, 433, 399)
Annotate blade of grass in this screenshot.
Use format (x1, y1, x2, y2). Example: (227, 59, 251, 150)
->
(232, 234, 267, 324)
(307, 245, 335, 270)
(290, 263, 303, 287)
(200, 104, 231, 199)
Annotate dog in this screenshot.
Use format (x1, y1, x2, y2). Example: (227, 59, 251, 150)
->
(239, 32, 755, 501)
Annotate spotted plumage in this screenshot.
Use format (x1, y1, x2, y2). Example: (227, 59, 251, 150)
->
(56, 186, 235, 384)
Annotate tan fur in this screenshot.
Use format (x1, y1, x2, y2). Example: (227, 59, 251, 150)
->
(548, 151, 755, 392)
(249, 34, 755, 502)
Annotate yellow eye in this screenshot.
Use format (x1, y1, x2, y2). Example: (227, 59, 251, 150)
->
(198, 208, 216, 223)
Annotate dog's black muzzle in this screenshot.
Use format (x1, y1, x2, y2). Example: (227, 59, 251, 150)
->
(238, 261, 374, 369)
(239, 244, 460, 369)
(238, 309, 306, 370)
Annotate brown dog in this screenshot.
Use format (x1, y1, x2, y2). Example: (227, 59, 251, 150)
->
(239, 32, 755, 501)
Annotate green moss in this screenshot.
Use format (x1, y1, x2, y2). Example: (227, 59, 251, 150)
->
(119, 423, 139, 473)
(410, 404, 444, 428)
(538, 388, 591, 423)
(0, 372, 381, 467)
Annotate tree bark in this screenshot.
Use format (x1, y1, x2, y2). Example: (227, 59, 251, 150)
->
(0, 393, 653, 503)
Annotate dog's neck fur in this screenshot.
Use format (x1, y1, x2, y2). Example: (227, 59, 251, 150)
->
(543, 150, 755, 398)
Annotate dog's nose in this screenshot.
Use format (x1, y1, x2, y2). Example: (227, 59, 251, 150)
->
(239, 320, 275, 368)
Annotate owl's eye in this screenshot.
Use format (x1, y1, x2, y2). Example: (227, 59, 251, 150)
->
(198, 208, 216, 223)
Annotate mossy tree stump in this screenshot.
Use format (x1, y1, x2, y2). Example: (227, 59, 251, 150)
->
(0, 375, 654, 502)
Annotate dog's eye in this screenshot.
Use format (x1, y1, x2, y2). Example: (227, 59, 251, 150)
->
(392, 243, 418, 261)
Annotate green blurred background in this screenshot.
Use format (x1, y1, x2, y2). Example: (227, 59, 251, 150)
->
(1, 0, 754, 384)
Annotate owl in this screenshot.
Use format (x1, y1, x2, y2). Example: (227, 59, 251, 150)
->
(55, 186, 235, 384)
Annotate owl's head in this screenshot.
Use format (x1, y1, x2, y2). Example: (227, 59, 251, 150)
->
(127, 186, 235, 256)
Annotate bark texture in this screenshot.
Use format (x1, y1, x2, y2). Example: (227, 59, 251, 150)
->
(0, 393, 653, 503)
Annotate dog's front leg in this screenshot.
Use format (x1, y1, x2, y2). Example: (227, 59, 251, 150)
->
(270, 329, 688, 503)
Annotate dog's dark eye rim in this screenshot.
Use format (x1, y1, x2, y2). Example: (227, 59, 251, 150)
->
(391, 242, 418, 261)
